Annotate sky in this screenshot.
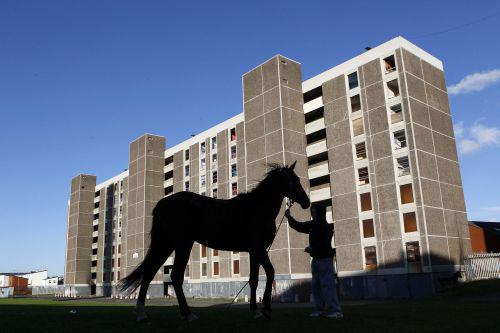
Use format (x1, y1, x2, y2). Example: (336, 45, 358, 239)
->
(1, 0, 499, 275)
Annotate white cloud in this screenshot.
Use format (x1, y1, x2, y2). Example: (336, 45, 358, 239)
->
(453, 121, 464, 138)
(448, 69, 500, 95)
(454, 120, 500, 155)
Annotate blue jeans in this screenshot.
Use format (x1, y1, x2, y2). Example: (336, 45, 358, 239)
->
(311, 257, 342, 313)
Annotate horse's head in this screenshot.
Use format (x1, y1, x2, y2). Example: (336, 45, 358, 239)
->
(281, 161, 310, 209)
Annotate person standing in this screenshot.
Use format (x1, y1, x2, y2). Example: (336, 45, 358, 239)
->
(285, 204, 343, 318)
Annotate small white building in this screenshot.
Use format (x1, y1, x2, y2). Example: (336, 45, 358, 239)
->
(42, 276, 63, 287)
(19, 270, 48, 287)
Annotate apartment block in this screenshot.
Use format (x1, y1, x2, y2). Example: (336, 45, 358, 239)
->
(64, 37, 471, 299)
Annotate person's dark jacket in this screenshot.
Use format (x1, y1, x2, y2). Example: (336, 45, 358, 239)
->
(287, 215, 335, 259)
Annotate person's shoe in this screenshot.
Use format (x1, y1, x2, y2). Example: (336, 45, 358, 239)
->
(325, 311, 344, 319)
(309, 311, 323, 317)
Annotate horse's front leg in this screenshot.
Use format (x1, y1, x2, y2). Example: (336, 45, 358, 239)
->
(259, 250, 275, 319)
(248, 252, 260, 316)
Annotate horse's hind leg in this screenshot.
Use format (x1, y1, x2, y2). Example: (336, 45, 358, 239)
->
(171, 241, 195, 320)
(135, 246, 174, 322)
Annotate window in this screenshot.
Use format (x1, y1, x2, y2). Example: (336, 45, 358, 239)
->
(212, 153, 217, 165)
(201, 191, 206, 196)
(201, 263, 207, 277)
(185, 150, 190, 161)
(212, 171, 218, 184)
(185, 165, 190, 177)
(213, 249, 219, 257)
(350, 94, 361, 112)
(390, 103, 403, 123)
(406, 242, 422, 273)
(397, 156, 410, 176)
(364, 246, 377, 271)
(201, 174, 206, 187)
(213, 261, 219, 276)
(92, 248, 97, 255)
(201, 158, 206, 170)
(356, 142, 367, 160)
(201, 245, 207, 258)
(352, 118, 364, 136)
(362, 219, 375, 238)
(93, 213, 99, 220)
(212, 188, 218, 198)
(231, 145, 237, 160)
(94, 202, 99, 209)
(348, 72, 359, 90)
(211, 137, 217, 150)
(400, 184, 414, 204)
(230, 128, 236, 141)
(403, 212, 417, 233)
(185, 181, 190, 191)
(185, 264, 190, 277)
(200, 142, 206, 154)
(358, 167, 369, 185)
(231, 164, 237, 178)
(360, 192, 372, 212)
(383, 55, 396, 74)
(386, 79, 400, 99)
(232, 182, 238, 196)
(393, 130, 407, 149)
(233, 259, 240, 275)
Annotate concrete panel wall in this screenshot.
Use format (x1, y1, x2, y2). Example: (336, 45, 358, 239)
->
(399, 48, 471, 269)
(65, 174, 96, 292)
(243, 55, 310, 276)
(125, 134, 165, 286)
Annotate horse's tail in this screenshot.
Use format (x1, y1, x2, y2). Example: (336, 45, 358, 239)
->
(118, 207, 161, 294)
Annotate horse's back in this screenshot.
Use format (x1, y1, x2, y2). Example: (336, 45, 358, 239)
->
(151, 191, 252, 247)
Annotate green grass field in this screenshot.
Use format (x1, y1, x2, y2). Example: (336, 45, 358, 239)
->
(1, 280, 499, 333)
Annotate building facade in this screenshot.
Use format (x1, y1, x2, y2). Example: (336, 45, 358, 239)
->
(64, 37, 471, 299)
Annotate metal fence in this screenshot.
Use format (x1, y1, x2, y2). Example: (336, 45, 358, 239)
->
(464, 253, 500, 281)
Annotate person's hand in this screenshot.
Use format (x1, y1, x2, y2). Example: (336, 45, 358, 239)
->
(304, 246, 311, 253)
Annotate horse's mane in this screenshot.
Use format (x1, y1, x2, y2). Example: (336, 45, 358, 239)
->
(233, 163, 284, 200)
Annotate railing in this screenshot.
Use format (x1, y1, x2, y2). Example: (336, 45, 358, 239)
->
(464, 253, 500, 281)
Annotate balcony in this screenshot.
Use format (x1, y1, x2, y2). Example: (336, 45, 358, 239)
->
(92, 230, 98, 238)
(164, 178, 173, 188)
(310, 186, 331, 202)
(306, 139, 327, 157)
(305, 118, 326, 135)
(308, 162, 329, 179)
(303, 96, 323, 114)
(164, 164, 173, 173)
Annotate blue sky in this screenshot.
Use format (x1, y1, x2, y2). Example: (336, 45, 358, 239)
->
(1, 1, 499, 275)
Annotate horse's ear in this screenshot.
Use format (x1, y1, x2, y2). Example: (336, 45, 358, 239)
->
(289, 161, 297, 171)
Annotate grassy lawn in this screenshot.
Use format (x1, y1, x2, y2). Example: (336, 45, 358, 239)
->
(0, 280, 499, 333)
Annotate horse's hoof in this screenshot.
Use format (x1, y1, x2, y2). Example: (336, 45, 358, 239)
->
(185, 313, 199, 322)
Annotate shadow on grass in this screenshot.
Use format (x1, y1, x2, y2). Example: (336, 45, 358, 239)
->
(1, 281, 500, 333)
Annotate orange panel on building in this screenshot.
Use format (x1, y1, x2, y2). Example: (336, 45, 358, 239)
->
(8, 276, 28, 289)
(469, 221, 500, 253)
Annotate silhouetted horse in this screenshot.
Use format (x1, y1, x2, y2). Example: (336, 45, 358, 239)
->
(119, 162, 310, 321)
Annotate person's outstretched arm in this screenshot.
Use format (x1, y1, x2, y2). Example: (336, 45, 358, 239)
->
(285, 209, 312, 234)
